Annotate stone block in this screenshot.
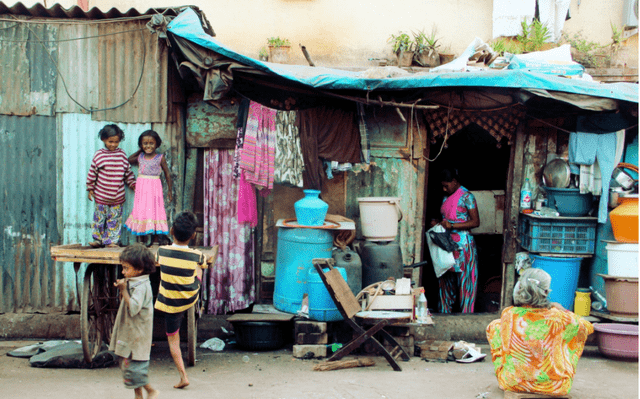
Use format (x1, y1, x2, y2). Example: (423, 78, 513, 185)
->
(294, 320, 327, 335)
(296, 332, 328, 345)
(293, 344, 327, 358)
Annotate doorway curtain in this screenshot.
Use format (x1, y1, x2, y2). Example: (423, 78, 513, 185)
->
(203, 148, 255, 314)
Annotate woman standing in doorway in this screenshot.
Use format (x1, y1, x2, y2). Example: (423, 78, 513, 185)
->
(431, 167, 480, 313)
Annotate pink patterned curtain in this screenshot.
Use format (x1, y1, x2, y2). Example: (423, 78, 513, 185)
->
(203, 149, 255, 314)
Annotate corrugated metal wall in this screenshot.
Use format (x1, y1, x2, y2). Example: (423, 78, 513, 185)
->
(59, 113, 151, 310)
(92, 21, 171, 123)
(0, 20, 57, 116)
(0, 115, 61, 313)
(346, 157, 422, 266)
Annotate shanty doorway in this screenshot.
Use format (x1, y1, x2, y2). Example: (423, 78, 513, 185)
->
(423, 123, 511, 314)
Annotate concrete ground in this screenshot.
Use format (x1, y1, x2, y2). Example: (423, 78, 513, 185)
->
(0, 338, 637, 399)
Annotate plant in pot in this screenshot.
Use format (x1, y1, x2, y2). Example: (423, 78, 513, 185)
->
(561, 31, 607, 68)
(413, 28, 440, 67)
(438, 44, 455, 65)
(258, 46, 269, 62)
(388, 32, 414, 67)
(267, 36, 291, 64)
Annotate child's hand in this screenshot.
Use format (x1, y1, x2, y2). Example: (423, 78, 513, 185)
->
(114, 278, 127, 292)
(88, 190, 94, 201)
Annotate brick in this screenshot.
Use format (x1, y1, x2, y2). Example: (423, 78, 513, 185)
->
(385, 334, 414, 349)
(417, 340, 453, 360)
(296, 332, 328, 345)
(293, 344, 327, 358)
(294, 320, 327, 335)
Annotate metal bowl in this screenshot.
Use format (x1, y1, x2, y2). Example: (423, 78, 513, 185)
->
(542, 159, 571, 188)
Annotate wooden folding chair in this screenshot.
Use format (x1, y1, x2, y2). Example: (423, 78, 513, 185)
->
(312, 258, 411, 371)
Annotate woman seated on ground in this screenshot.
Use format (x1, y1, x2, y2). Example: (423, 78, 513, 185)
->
(486, 268, 593, 396)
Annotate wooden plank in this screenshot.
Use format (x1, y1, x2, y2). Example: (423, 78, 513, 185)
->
(51, 244, 219, 266)
(313, 358, 375, 371)
(503, 391, 570, 399)
(501, 122, 526, 308)
(367, 295, 414, 311)
(227, 313, 294, 322)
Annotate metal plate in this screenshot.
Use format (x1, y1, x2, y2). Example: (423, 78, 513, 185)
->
(543, 158, 571, 188)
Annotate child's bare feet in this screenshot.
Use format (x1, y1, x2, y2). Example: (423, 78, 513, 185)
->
(144, 385, 160, 399)
(173, 378, 189, 389)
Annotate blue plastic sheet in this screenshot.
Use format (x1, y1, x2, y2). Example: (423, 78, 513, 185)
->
(168, 8, 637, 104)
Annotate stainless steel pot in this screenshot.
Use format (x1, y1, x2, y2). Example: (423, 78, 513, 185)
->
(611, 168, 636, 190)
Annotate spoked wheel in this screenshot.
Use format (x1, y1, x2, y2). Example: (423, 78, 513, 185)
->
(81, 264, 119, 363)
(187, 304, 198, 367)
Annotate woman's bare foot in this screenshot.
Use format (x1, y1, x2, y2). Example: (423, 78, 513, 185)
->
(89, 241, 102, 248)
(173, 378, 189, 389)
(105, 243, 119, 248)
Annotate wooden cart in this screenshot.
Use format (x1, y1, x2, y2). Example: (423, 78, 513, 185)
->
(50, 244, 218, 365)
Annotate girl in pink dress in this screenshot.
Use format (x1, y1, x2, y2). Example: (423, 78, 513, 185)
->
(125, 130, 173, 246)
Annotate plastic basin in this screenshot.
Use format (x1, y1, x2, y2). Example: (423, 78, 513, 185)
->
(606, 242, 639, 277)
(598, 274, 638, 316)
(593, 323, 639, 360)
(543, 186, 593, 217)
(232, 321, 290, 351)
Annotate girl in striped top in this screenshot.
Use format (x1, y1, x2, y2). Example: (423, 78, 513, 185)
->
(86, 124, 136, 248)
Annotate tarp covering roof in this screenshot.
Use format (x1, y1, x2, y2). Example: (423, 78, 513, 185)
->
(167, 8, 638, 106)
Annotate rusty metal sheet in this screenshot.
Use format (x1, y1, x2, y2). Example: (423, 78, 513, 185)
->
(0, 20, 57, 116)
(346, 157, 421, 265)
(363, 105, 410, 158)
(93, 22, 171, 123)
(0, 115, 61, 313)
(186, 93, 239, 147)
(55, 23, 99, 113)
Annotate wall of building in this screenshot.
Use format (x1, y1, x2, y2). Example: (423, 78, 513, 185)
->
(11, 0, 627, 68)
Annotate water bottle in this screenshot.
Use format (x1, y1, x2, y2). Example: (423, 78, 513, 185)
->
(417, 288, 428, 323)
(520, 178, 532, 210)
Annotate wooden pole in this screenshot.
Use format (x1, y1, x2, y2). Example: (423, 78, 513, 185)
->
(313, 358, 376, 371)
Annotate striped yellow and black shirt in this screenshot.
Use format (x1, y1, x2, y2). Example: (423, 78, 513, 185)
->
(154, 245, 207, 314)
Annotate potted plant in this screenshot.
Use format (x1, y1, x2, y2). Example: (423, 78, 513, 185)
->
(388, 32, 414, 67)
(267, 37, 291, 64)
(413, 28, 440, 67)
(438, 44, 455, 65)
(258, 47, 269, 62)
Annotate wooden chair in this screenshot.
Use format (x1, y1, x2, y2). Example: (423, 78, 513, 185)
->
(312, 258, 411, 371)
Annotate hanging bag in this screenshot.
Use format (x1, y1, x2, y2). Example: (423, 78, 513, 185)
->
(426, 224, 456, 278)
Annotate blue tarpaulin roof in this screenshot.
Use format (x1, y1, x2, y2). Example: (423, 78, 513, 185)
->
(167, 8, 638, 104)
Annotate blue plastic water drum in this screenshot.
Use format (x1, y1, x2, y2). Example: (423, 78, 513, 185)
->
(273, 228, 333, 314)
(531, 255, 582, 311)
(307, 267, 347, 322)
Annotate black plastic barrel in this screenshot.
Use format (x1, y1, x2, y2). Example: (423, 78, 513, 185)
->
(360, 241, 404, 288)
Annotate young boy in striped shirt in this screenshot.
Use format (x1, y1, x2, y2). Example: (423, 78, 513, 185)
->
(86, 124, 136, 248)
(155, 211, 207, 389)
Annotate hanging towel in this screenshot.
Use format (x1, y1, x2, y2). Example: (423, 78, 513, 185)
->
(299, 105, 362, 190)
(237, 170, 258, 227)
(568, 128, 619, 223)
(537, 0, 571, 42)
(492, 0, 535, 39)
(240, 101, 276, 192)
(274, 110, 304, 188)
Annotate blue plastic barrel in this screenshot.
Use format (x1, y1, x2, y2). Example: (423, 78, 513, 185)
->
(307, 267, 347, 322)
(531, 255, 582, 311)
(273, 228, 333, 314)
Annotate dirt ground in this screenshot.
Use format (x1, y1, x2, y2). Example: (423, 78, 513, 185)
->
(0, 339, 637, 399)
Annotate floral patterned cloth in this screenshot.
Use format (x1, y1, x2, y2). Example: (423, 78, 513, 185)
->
(203, 149, 255, 314)
(486, 306, 593, 396)
(438, 186, 478, 313)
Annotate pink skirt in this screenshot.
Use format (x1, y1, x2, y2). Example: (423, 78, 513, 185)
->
(125, 175, 169, 235)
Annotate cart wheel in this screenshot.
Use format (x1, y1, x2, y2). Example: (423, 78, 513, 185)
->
(187, 304, 198, 367)
(81, 264, 119, 363)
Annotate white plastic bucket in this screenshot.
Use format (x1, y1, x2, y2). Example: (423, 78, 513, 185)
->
(357, 197, 402, 241)
(606, 242, 639, 277)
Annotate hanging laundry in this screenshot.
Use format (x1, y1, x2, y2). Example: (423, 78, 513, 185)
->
(204, 149, 256, 314)
(357, 103, 371, 164)
(237, 170, 258, 227)
(299, 104, 362, 190)
(240, 101, 276, 193)
(274, 110, 304, 187)
(233, 98, 251, 179)
(492, 0, 535, 39)
(537, 0, 571, 42)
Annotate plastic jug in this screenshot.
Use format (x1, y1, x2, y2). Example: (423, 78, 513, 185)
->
(332, 247, 362, 296)
(574, 288, 591, 317)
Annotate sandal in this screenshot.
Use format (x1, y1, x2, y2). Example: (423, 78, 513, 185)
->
(455, 346, 486, 363)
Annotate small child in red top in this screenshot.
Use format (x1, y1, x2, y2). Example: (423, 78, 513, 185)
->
(86, 125, 136, 248)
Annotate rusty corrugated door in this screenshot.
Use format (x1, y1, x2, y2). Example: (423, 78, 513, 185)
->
(0, 20, 57, 116)
(0, 115, 61, 313)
